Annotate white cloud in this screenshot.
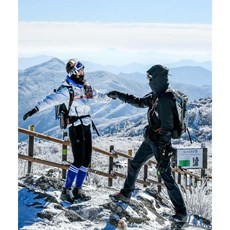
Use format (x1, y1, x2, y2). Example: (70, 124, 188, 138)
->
(19, 21, 211, 65)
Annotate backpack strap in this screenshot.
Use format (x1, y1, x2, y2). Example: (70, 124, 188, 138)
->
(66, 86, 74, 113)
(91, 120, 100, 136)
(65, 85, 100, 136)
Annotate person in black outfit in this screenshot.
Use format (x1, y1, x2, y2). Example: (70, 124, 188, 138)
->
(107, 64, 187, 221)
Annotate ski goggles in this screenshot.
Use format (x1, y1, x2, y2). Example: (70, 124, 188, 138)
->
(76, 61, 84, 70)
(146, 73, 153, 80)
(68, 61, 85, 76)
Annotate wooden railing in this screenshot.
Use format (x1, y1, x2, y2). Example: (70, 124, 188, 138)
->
(18, 126, 209, 192)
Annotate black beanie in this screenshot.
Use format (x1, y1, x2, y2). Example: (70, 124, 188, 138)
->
(147, 64, 168, 78)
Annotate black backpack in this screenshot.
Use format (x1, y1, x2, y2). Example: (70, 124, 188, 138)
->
(167, 88, 191, 142)
(54, 85, 74, 129)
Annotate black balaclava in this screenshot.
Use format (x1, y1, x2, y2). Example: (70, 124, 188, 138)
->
(147, 64, 169, 95)
(70, 73, 85, 85)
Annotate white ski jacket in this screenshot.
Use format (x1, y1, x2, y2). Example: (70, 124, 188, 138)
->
(35, 78, 109, 127)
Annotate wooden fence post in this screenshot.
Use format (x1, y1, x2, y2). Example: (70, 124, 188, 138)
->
(108, 145, 114, 186)
(157, 173, 162, 193)
(127, 149, 132, 174)
(27, 125, 35, 174)
(194, 176, 198, 188)
(62, 131, 68, 179)
(201, 169, 206, 178)
(189, 175, 193, 188)
(201, 147, 208, 187)
(184, 174, 187, 187)
(200, 148, 208, 179)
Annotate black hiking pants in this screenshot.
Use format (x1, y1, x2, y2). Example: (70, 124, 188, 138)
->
(68, 124, 92, 168)
(120, 136, 187, 214)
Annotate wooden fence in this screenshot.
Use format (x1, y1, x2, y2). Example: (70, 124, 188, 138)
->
(18, 126, 209, 193)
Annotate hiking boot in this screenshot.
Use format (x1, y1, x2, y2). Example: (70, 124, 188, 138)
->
(109, 192, 130, 203)
(171, 211, 187, 222)
(72, 187, 91, 201)
(60, 188, 75, 203)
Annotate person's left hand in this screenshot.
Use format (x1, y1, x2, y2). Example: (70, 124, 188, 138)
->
(156, 146, 173, 173)
(156, 155, 171, 173)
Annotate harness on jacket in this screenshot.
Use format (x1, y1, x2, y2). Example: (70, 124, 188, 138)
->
(54, 85, 100, 136)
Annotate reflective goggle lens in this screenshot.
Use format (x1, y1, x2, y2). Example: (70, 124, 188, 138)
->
(76, 61, 84, 71)
(68, 62, 84, 76)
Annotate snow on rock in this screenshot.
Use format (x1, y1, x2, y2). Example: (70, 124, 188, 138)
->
(18, 170, 211, 230)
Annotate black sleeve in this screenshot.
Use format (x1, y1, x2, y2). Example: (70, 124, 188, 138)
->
(117, 92, 153, 108)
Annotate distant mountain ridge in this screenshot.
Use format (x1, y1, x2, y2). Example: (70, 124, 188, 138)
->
(18, 58, 212, 142)
(18, 55, 55, 70)
(18, 55, 212, 72)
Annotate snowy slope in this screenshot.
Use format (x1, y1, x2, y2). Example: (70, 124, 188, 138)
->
(18, 168, 212, 230)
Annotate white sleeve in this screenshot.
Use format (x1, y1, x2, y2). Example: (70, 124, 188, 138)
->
(35, 87, 69, 112)
(92, 88, 110, 102)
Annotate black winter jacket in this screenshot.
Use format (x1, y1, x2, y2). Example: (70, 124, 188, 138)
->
(116, 91, 175, 149)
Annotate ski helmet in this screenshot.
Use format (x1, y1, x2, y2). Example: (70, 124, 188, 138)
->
(66, 59, 84, 76)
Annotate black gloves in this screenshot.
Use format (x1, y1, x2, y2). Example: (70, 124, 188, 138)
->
(23, 107, 39, 120)
(107, 91, 121, 100)
(156, 154, 171, 173)
(156, 144, 173, 173)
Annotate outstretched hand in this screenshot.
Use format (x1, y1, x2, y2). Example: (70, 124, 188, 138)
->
(23, 107, 38, 120)
(107, 91, 120, 99)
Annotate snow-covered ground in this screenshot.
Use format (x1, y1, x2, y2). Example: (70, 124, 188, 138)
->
(18, 136, 212, 230)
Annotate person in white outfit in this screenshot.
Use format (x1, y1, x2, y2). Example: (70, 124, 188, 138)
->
(23, 58, 109, 203)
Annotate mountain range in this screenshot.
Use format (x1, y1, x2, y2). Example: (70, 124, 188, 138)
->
(18, 57, 212, 142)
(18, 55, 212, 73)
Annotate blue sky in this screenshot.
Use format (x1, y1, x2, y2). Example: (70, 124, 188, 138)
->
(18, 0, 211, 24)
(18, 0, 212, 65)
